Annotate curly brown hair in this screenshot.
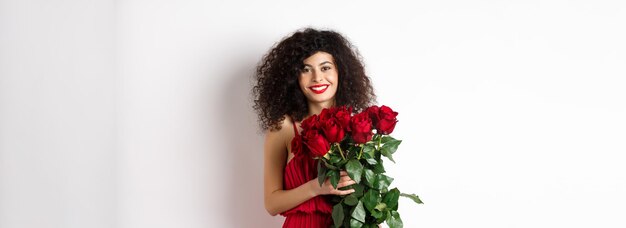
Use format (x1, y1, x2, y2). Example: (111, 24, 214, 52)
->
(253, 28, 376, 131)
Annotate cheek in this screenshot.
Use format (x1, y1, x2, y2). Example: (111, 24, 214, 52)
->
(297, 76, 306, 90)
(330, 76, 339, 94)
(331, 72, 339, 85)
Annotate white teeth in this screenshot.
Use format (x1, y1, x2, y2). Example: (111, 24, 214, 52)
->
(310, 85, 329, 91)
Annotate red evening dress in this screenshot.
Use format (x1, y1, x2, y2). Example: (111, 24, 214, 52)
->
(280, 119, 333, 228)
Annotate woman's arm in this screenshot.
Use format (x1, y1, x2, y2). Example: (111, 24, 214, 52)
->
(263, 126, 316, 216)
(263, 121, 355, 216)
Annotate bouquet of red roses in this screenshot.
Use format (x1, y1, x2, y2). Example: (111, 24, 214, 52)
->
(299, 105, 422, 228)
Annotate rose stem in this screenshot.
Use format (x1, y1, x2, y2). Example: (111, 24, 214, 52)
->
(335, 143, 346, 160)
(357, 144, 364, 160)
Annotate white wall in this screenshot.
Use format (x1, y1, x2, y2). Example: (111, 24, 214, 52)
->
(1, 0, 625, 227)
(0, 0, 117, 228)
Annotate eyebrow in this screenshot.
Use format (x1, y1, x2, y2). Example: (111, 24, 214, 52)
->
(303, 61, 334, 67)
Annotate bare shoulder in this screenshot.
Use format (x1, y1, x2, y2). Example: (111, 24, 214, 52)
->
(264, 115, 294, 149)
(264, 115, 294, 172)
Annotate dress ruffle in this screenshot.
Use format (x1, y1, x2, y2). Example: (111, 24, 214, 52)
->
(280, 195, 333, 216)
(280, 156, 333, 217)
(281, 123, 333, 228)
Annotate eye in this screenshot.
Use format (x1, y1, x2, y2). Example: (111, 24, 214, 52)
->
(321, 66, 331, 71)
(301, 67, 310, 73)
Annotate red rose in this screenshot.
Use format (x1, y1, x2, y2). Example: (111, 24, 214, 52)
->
(322, 118, 345, 143)
(366, 106, 380, 125)
(290, 134, 304, 156)
(350, 112, 373, 144)
(376, 105, 398, 134)
(301, 114, 319, 132)
(334, 107, 352, 132)
(318, 108, 333, 123)
(303, 130, 330, 157)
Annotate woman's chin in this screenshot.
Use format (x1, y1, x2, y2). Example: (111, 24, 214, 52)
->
(307, 97, 335, 106)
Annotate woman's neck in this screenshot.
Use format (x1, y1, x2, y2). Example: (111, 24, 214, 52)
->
(307, 99, 335, 116)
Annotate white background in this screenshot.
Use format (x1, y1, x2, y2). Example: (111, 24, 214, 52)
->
(1, 0, 625, 227)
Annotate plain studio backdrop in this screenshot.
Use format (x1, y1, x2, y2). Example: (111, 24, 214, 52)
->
(1, 0, 625, 227)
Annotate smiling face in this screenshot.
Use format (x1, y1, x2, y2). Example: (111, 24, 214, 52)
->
(298, 51, 339, 108)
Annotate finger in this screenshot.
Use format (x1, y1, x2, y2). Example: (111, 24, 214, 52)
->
(333, 188, 355, 195)
(340, 177, 353, 183)
(339, 171, 348, 176)
(340, 175, 354, 180)
(337, 180, 356, 188)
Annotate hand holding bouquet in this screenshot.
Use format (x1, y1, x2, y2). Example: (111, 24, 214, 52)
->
(299, 105, 423, 228)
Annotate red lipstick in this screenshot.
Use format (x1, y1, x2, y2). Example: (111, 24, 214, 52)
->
(309, 84, 329, 94)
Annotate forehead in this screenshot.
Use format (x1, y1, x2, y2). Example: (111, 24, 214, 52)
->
(303, 51, 335, 65)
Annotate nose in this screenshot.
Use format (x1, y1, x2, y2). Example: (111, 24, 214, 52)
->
(311, 70, 324, 82)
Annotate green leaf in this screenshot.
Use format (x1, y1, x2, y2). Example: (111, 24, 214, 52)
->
(332, 202, 344, 228)
(382, 139, 402, 154)
(324, 159, 340, 170)
(376, 218, 385, 225)
(349, 218, 363, 228)
(348, 146, 360, 158)
(363, 144, 376, 159)
(318, 160, 327, 186)
(381, 138, 402, 164)
(386, 211, 403, 228)
(380, 148, 396, 163)
(371, 208, 383, 219)
(346, 159, 363, 184)
(363, 169, 376, 188)
(378, 210, 390, 224)
(362, 189, 379, 212)
(364, 158, 377, 165)
(374, 202, 387, 211)
(351, 184, 364, 198)
(351, 201, 366, 223)
(372, 159, 385, 173)
(400, 193, 424, 204)
(382, 188, 400, 210)
(330, 153, 343, 163)
(380, 135, 393, 143)
(328, 170, 339, 189)
(337, 159, 349, 167)
(344, 194, 359, 206)
(374, 174, 394, 190)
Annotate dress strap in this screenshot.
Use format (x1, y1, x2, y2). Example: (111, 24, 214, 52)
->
(290, 116, 299, 137)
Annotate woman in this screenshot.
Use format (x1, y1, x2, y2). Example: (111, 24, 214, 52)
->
(253, 28, 376, 227)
